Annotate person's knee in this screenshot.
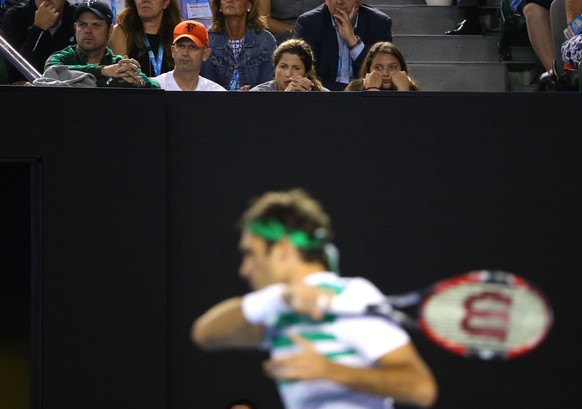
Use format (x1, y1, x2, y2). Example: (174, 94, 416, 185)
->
(522, 3, 548, 22)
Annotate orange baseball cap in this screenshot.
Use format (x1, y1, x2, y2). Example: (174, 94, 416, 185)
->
(173, 20, 209, 47)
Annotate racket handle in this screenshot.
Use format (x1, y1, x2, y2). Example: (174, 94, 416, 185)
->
(366, 304, 418, 330)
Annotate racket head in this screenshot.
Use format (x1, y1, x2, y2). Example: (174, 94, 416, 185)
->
(417, 270, 553, 360)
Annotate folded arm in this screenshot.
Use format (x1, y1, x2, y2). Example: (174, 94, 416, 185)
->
(263, 334, 437, 408)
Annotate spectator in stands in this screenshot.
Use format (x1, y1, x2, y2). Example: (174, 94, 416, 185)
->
(2, 0, 76, 83)
(561, 0, 582, 68)
(200, 0, 277, 90)
(45, 1, 159, 87)
(109, 0, 182, 77)
(510, 0, 555, 78)
(445, 0, 484, 35)
(257, 0, 322, 43)
(0, 0, 23, 34)
(226, 398, 259, 409)
(153, 20, 225, 90)
(250, 38, 328, 91)
(293, 0, 393, 91)
(345, 41, 418, 91)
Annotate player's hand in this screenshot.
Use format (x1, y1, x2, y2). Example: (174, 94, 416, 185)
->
(283, 284, 333, 319)
(34, 1, 59, 31)
(263, 334, 331, 381)
(239, 85, 251, 91)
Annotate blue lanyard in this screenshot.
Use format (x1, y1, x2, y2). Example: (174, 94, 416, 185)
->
(229, 69, 239, 91)
(144, 34, 164, 76)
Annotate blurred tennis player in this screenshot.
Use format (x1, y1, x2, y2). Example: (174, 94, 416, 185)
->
(192, 189, 437, 409)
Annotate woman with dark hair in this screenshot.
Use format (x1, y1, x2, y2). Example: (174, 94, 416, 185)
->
(200, 0, 277, 90)
(250, 38, 327, 91)
(345, 41, 419, 91)
(109, 0, 182, 77)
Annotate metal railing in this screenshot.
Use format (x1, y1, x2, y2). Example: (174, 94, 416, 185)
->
(0, 33, 41, 82)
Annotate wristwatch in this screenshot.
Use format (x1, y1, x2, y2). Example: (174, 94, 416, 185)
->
(348, 35, 362, 50)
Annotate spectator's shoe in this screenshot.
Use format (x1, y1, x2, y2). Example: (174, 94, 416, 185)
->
(534, 70, 556, 92)
(445, 19, 483, 35)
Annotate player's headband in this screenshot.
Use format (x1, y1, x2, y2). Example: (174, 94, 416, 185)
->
(247, 219, 325, 250)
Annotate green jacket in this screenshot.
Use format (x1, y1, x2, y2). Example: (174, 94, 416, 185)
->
(45, 45, 160, 88)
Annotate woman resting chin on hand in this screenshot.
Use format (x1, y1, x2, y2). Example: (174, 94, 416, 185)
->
(346, 41, 420, 91)
(250, 39, 329, 92)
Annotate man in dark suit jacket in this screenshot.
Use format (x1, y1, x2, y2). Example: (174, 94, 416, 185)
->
(293, 0, 392, 91)
(2, 0, 76, 83)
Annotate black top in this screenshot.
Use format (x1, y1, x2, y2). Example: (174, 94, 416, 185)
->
(128, 33, 171, 78)
(294, 4, 393, 91)
(2, 0, 77, 82)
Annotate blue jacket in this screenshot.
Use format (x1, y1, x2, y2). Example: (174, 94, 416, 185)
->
(201, 27, 277, 90)
(294, 4, 393, 91)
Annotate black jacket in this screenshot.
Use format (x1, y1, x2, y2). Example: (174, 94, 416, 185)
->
(294, 4, 393, 91)
(2, 0, 76, 82)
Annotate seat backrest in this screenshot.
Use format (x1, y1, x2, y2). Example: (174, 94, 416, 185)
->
(550, 0, 567, 73)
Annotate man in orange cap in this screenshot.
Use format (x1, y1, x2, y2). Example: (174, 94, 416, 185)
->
(153, 20, 225, 91)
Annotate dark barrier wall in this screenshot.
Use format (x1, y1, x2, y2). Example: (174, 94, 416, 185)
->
(167, 92, 580, 409)
(1, 87, 580, 409)
(0, 160, 34, 409)
(0, 87, 168, 409)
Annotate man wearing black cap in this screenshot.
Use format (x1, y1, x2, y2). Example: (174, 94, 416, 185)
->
(45, 0, 159, 88)
(2, 0, 76, 83)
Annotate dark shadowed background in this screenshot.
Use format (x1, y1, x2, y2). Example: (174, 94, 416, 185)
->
(0, 88, 579, 409)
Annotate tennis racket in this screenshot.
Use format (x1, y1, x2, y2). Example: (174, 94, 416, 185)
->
(364, 270, 553, 360)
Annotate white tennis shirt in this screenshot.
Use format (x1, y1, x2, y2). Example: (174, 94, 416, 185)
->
(243, 272, 410, 409)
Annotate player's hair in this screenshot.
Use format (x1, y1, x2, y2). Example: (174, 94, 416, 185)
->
(239, 189, 333, 266)
(226, 398, 258, 409)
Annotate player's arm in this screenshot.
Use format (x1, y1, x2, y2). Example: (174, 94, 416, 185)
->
(191, 297, 264, 349)
(193, 282, 299, 349)
(263, 335, 437, 408)
(325, 342, 436, 407)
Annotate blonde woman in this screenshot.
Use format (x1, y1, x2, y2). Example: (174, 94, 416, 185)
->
(200, 0, 276, 90)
